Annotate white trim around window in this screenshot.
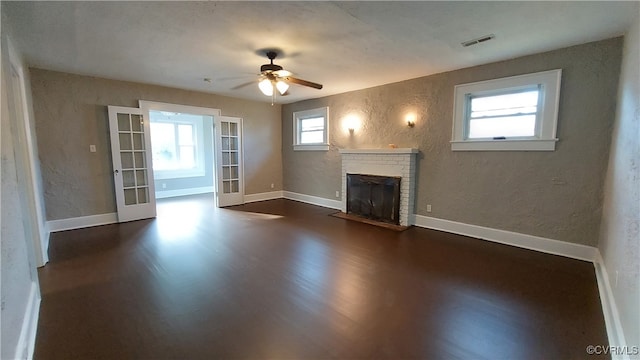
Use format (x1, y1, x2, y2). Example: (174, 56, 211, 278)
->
(451, 69, 562, 151)
(293, 106, 329, 151)
(149, 114, 206, 180)
(139, 101, 221, 179)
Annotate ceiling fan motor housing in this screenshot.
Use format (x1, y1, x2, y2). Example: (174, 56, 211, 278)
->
(260, 63, 283, 73)
(261, 51, 283, 73)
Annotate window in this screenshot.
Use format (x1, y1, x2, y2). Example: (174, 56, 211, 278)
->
(467, 88, 539, 139)
(293, 107, 329, 151)
(451, 69, 562, 151)
(149, 111, 206, 179)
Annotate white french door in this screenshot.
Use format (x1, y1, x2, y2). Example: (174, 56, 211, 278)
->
(215, 116, 244, 207)
(108, 106, 157, 222)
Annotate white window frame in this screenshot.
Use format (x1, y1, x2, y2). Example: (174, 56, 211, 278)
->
(293, 106, 329, 151)
(150, 115, 205, 180)
(451, 69, 562, 151)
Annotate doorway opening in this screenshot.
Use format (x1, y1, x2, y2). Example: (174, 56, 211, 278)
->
(139, 101, 245, 209)
(148, 110, 215, 199)
(108, 101, 244, 223)
(139, 102, 220, 205)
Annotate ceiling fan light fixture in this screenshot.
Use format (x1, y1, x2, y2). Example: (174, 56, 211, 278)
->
(258, 78, 273, 96)
(251, 50, 323, 99)
(276, 80, 289, 95)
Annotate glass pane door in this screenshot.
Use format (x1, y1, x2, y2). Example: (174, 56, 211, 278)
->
(221, 121, 239, 194)
(215, 116, 243, 207)
(108, 106, 156, 222)
(118, 112, 150, 205)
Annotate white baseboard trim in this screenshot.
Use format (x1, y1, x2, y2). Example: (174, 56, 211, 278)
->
(14, 281, 40, 360)
(244, 191, 284, 203)
(594, 251, 630, 360)
(42, 227, 50, 265)
(413, 214, 597, 262)
(155, 186, 214, 199)
(36, 222, 49, 267)
(283, 191, 342, 210)
(46, 212, 118, 233)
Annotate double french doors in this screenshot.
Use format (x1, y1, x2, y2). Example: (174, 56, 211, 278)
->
(108, 105, 244, 223)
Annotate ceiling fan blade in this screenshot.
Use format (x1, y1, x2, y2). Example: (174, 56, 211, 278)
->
(283, 76, 323, 90)
(231, 81, 255, 90)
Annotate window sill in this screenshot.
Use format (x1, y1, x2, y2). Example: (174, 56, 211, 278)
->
(451, 139, 557, 151)
(154, 169, 206, 180)
(294, 144, 329, 151)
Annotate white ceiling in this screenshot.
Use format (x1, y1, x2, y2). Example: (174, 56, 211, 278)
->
(3, 1, 638, 104)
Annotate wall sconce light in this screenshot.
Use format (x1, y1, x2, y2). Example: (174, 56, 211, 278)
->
(343, 114, 361, 134)
(406, 113, 417, 127)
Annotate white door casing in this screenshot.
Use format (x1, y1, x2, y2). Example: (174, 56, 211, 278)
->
(108, 106, 157, 222)
(6, 38, 48, 266)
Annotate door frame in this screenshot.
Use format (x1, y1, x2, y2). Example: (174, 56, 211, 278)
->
(6, 37, 48, 266)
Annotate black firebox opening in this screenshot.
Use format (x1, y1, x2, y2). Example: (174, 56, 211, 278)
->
(346, 173, 401, 225)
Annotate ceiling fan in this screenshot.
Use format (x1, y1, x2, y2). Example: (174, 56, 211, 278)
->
(253, 51, 323, 99)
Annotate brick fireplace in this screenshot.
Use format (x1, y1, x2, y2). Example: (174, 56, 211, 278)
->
(339, 148, 419, 226)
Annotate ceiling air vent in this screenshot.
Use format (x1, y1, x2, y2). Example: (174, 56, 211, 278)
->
(461, 34, 495, 47)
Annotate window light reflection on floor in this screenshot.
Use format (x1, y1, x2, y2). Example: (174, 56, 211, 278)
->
(234, 211, 284, 221)
(156, 200, 203, 242)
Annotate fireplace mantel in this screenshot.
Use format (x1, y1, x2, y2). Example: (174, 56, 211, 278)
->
(339, 148, 419, 155)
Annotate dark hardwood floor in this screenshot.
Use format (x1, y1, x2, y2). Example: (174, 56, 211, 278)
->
(35, 194, 608, 359)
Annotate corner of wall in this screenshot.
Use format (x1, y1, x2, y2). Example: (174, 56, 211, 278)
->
(593, 251, 632, 360)
(13, 282, 41, 360)
(596, 8, 640, 357)
(1, 30, 43, 360)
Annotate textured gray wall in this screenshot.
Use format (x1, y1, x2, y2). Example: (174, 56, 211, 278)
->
(283, 38, 623, 246)
(599, 11, 639, 349)
(30, 69, 283, 220)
